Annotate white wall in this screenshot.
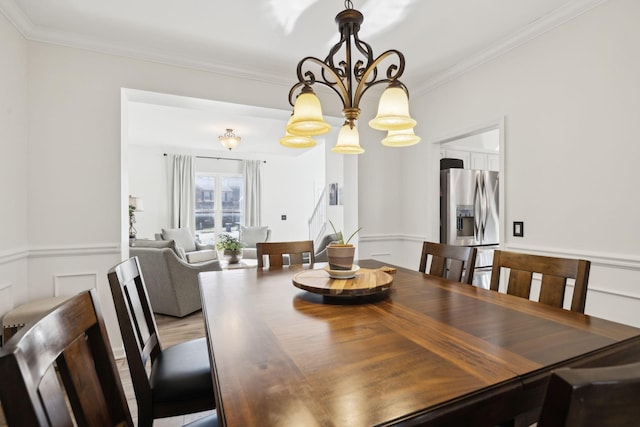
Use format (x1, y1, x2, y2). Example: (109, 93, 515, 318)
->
(0, 12, 29, 335)
(360, 0, 640, 326)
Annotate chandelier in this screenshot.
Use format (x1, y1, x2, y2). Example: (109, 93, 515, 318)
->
(219, 128, 241, 150)
(280, 0, 420, 154)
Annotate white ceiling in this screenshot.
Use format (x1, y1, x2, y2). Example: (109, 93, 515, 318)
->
(1, 0, 600, 155)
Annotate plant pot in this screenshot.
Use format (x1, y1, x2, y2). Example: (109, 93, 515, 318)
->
(326, 244, 355, 270)
(223, 249, 242, 264)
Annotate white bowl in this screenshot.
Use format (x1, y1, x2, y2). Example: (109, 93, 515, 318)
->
(324, 264, 360, 279)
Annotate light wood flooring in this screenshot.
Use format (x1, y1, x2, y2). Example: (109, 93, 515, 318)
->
(0, 310, 213, 427)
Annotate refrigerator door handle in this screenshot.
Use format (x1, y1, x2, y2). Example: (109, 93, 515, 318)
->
(474, 174, 481, 241)
(480, 173, 488, 242)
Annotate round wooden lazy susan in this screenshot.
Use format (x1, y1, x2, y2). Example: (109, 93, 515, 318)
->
(292, 267, 393, 297)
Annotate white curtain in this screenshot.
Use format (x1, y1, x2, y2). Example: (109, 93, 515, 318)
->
(169, 154, 195, 229)
(243, 160, 262, 226)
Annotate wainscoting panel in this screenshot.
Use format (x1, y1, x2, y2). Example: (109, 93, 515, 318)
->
(54, 272, 98, 296)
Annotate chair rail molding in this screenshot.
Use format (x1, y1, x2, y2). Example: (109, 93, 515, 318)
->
(505, 243, 640, 272)
(0, 247, 29, 266)
(27, 242, 121, 258)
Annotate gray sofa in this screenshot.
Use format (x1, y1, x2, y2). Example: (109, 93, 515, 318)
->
(129, 239, 221, 317)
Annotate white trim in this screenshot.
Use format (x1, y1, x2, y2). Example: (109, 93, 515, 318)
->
(0, 247, 29, 265)
(28, 243, 120, 258)
(0, 244, 120, 265)
(504, 243, 640, 271)
(0, 0, 607, 93)
(54, 272, 99, 296)
(0, 0, 33, 38)
(0, 282, 11, 292)
(413, 0, 608, 95)
(0, 0, 290, 87)
(360, 234, 640, 271)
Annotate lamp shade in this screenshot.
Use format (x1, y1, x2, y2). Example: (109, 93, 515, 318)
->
(128, 196, 144, 212)
(219, 128, 241, 150)
(279, 132, 317, 148)
(381, 127, 421, 147)
(287, 91, 331, 136)
(369, 85, 417, 131)
(332, 123, 364, 154)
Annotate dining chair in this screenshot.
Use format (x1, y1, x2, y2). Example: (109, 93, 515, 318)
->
(489, 250, 591, 313)
(107, 257, 216, 427)
(256, 240, 315, 268)
(418, 241, 478, 284)
(0, 289, 134, 427)
(537, 361, 640, 426)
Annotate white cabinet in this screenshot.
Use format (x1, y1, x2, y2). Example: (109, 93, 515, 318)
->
(442, 149, 499, 171)
(487, 154, 499, 171)
(441, 149, 470, 168)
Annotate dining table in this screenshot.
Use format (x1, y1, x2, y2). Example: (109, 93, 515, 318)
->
(198, 259, 640, 426)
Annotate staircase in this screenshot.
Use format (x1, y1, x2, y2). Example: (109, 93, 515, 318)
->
(308, 188, 326, 249)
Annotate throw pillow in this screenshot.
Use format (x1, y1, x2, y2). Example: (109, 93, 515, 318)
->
(161, 227, 197, 252)
(240, 226, 270, 248)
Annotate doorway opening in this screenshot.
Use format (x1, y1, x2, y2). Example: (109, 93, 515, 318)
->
(432, 119, 504, 288)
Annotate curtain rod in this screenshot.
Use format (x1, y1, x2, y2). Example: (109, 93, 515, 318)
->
(163, 153, 266, 163)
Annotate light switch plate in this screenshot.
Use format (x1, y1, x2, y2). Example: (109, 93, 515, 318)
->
(513, 221, 524, 237)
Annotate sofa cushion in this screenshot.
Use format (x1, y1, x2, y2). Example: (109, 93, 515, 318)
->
(162, 227, 197, 252)
(240, 226, 270, 248)
(185, 249, 218, 264)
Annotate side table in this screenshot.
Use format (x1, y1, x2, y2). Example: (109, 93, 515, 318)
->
(220, 259, 258, 270)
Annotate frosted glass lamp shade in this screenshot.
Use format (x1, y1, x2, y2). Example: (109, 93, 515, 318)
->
(286, 91, 331, 136)
(381, 127, 421, 147)
(369, 86, 417, 131)
(279, 132, 316, 148)
(332, 123, 364, 154)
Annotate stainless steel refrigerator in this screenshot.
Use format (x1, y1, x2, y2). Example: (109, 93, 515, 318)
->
(440, 168, 499, 288)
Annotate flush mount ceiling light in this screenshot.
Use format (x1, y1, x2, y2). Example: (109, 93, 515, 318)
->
(219, 128, 241, 150)
(283, 0, 419, 154)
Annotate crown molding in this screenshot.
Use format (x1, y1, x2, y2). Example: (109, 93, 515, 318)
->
(0, 0, 33, 37)
(0, 0, 291, 87)
(1, 0, 608, 97)
(412, 0, 608, 96)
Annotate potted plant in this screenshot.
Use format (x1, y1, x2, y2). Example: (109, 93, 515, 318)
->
(216, 234, 243, 264)
(326, 220, 362, 270)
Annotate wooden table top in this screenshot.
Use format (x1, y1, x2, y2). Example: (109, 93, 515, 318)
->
(199, 260, 640, 427)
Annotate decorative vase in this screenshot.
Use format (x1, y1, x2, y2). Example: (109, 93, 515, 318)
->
(223, 249, 242, 264)
(326, 244, 355, 270)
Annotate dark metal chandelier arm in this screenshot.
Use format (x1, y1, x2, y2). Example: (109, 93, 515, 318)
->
(288, 56, 350, 108)
(352, 49, 408, 107)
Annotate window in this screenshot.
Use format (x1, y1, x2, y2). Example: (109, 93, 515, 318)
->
(195, 173, 242, 244)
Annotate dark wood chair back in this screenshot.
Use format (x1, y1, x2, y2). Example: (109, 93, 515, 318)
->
(107, 257, 214, 426)
(0, 289, 133, 427)
(418, 241, 478, 284)
(256, 240, 315, 268)
(538, 362, 640, 426)
(489, 250, 590, 312)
